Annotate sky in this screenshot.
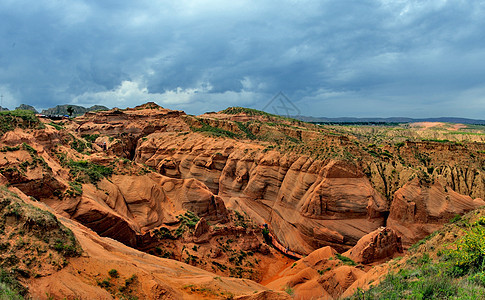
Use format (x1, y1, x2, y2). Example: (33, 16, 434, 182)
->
(1, 0, 485, 118)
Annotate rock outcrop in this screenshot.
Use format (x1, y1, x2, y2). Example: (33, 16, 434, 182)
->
(44, 173, 228, 247)
(343, 227, 403, 264)
(194, 217, 210, 237)
(136, 132, 388, 253)
(387, 178, 485, 246)
(0, 188, 275, 300)
(74, 102, 189, 158)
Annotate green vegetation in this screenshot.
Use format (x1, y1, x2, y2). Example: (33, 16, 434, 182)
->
(174, 211, 200, 237)
(69, 134, 91, 153)
(0, 186, 82, 296)
(152, 227, 175, 240)
(81, 134, 100, 143)
(284, 285, 294, 296)
(318, 267, 331, 275)
(348, 211, 485, 299)
(66, 160, 113, 185)
(335, 253, 357, 266)
(233, 210, 249, 229)
(221, 107, 304, 124)
(119, 274, 137, 295)
(0, 268, 25, 298)
(408, 231, 439, 251)
(262, 226, 270, 243)
(67, 181, 83, 197)
(235, 121, 256, 140)
(108, 269, 119, 278)
(0, 145, 20, 152)
(48, 122, 64, 130)
(221, 107, 280, 118)
(190, 119, 238, 139)
(0, 110, 43, 135)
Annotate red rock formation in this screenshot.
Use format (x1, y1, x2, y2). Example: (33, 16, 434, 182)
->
(343, 227, 403, 264)
(387, 178, 485, 246)
(136, 132, 388, 253)
(234, 290, 291, 300)
(74, 103, 189, 158)
(194, 217, 210, 237)
(43, 173, 228, 247)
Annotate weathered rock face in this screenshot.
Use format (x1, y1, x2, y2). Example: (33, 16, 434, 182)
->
(343, 227, 403, 264)
(44, 173, 228, 248)
(74, 103, 190, 158)
(0, 188, 277, 300)
(264, 228, 401, 299)
(136, 133, 388, 253)
(194, 217, 210, 237)
(265, 245, 378, 300)
(234, 290, 291, 300)
(387, 178, 485, 246)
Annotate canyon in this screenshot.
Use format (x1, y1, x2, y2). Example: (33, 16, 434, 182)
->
(0, 103, 484, 299)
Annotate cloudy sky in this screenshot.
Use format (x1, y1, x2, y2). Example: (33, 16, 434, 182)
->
(1, 0, 485, 118)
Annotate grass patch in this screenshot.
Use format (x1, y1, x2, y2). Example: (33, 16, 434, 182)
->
(235, 121, 256, 140)
(174, 211, 200, 237)
(335, 253, 357, 266)
(348, 213, 485, 299)
(0, 187, 82, 296)
(0, 110, 43, 135)
(221, 107, 304, 124)
(81, 134, 100, 143)
(190, 120, 239, 139)
(48, 122, 64, 130)
(69, 134, 90, 153)
(66, 160, 113, 185)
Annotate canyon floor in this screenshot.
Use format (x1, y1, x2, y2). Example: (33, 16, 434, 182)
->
(0, 104, 484, 299)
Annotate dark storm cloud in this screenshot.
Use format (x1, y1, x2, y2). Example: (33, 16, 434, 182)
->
(1, 0, 485, 117)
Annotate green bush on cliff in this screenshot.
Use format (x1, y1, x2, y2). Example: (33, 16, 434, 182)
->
(0, 186, 82, 297)
(174, 211, 200, 237)
(348, 212, 485, 299)
(0, 110, 43, 135)
(66, 160, 113, 184)
(190, 120, 239, 139)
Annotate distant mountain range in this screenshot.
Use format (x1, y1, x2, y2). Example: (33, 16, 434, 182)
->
(40, 104, 108, 117)
(293, 116, 485, 125)
(1, 104, 109, 117)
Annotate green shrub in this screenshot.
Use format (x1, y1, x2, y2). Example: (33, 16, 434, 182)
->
(235, 122, 256, 140)
(66, 160, 113, 184)
(284, 285, 294, 296)
(0, 145, 20, 152)
(97, 279, 111, 289)
(70, 136, 89, 153)
(349, 214, 485, 299)
(108, 269, 119, 278)
(81, 134, 100, 143)
(450, 214, 462, 223)
(67, 181, 83, 196)
(0, 268, 27, 296)
(125, 274, 137, 285)
(190, 120, 238, 139)
(174, 211, 200, 237)
(335, 253, 357, 266)
(48, 122, 64, 130)
(448, 217, 485, 274)
(0, 110, 42, 135)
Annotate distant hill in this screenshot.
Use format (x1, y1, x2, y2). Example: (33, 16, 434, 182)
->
(294, 115, 485, 125)
(15, 104, 38, 113)
(41, 104, 109, 117)
(0, 106, 9, 111)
